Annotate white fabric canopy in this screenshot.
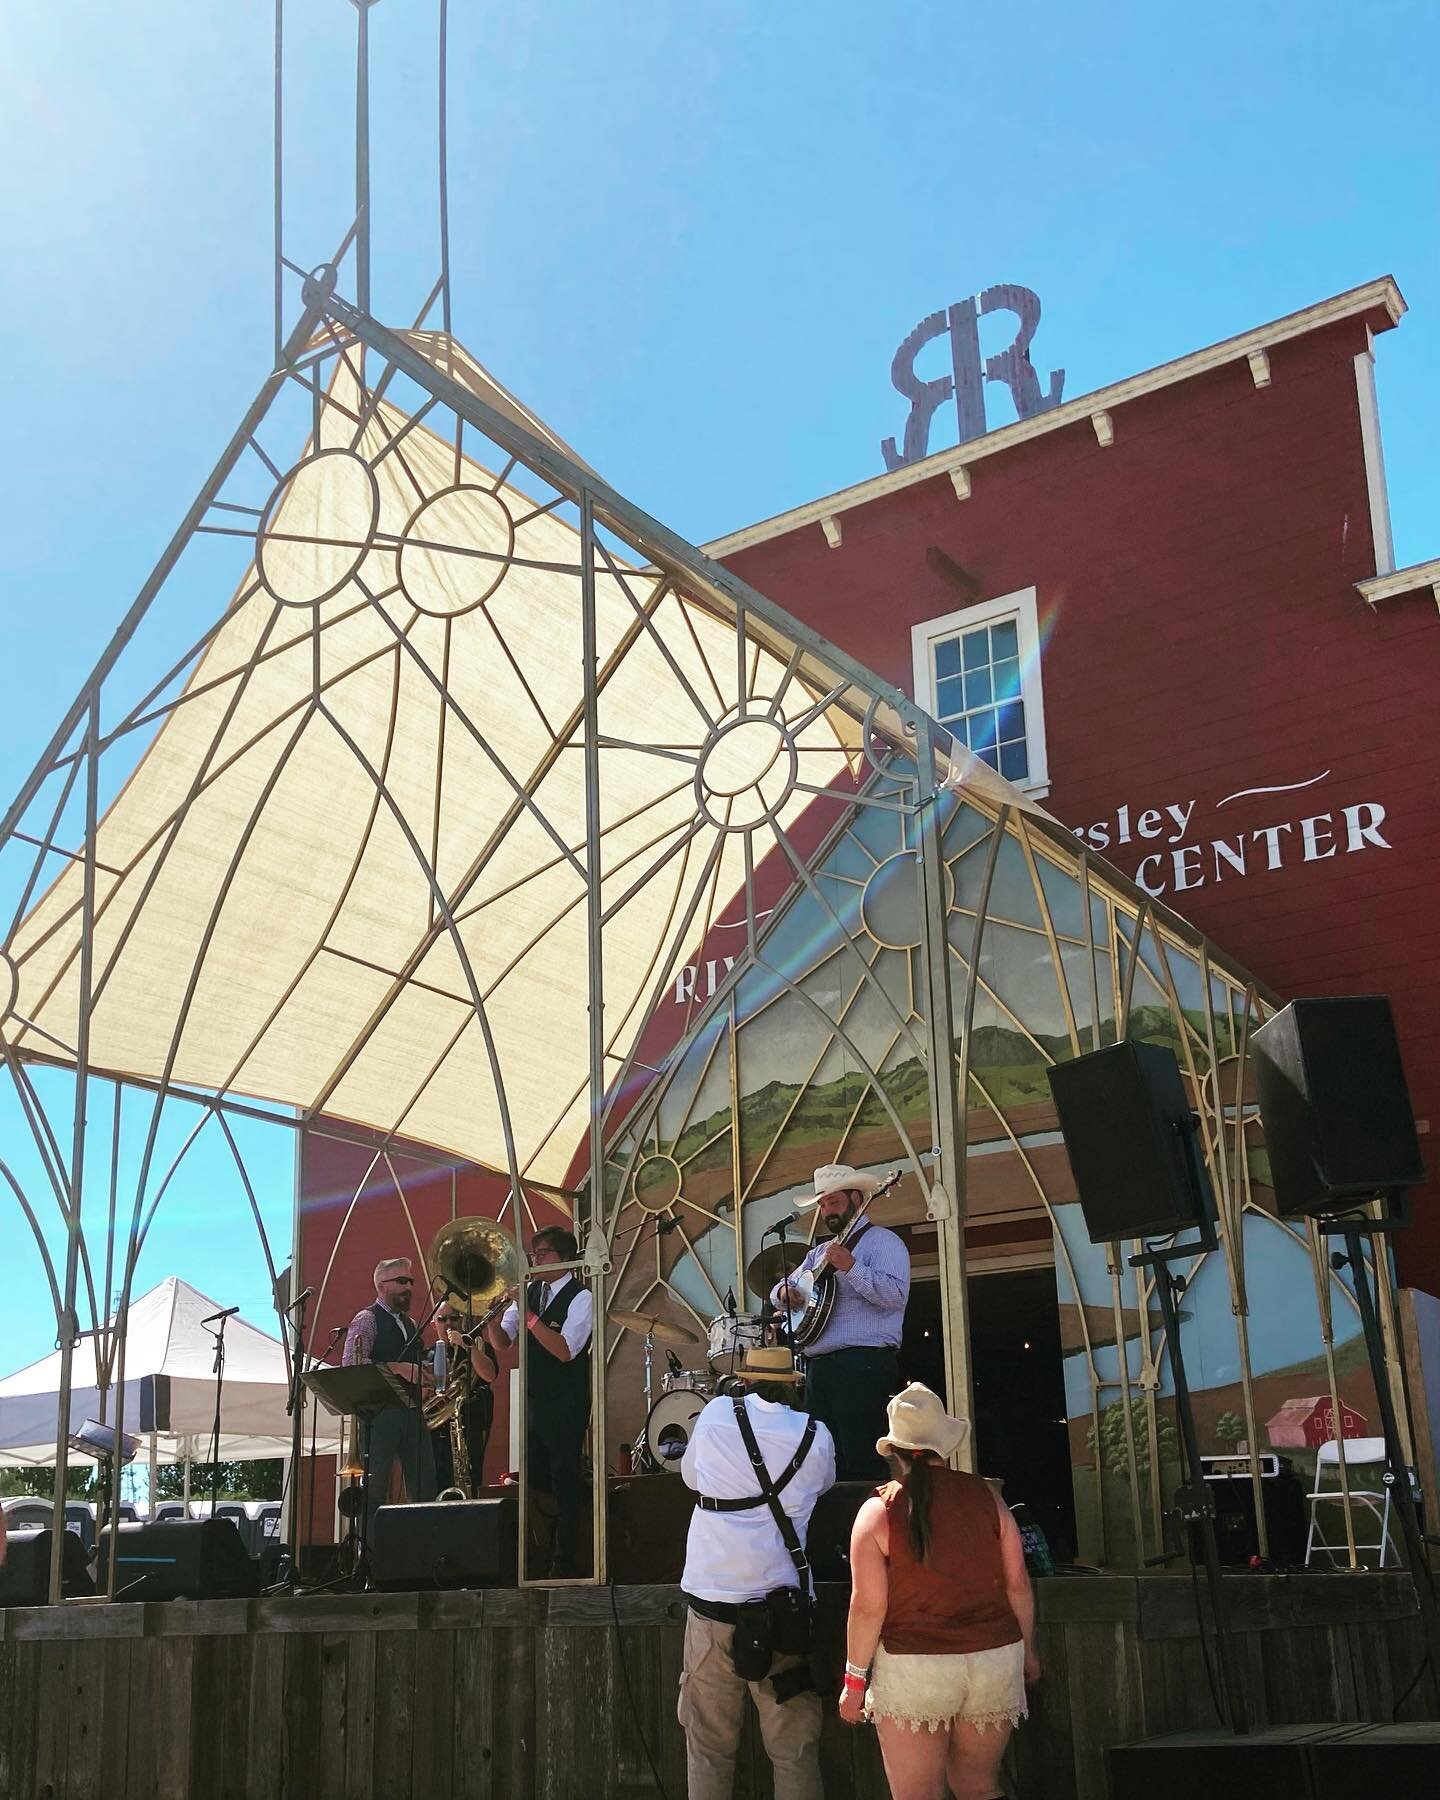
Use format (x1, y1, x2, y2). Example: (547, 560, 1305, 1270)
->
(0, 1276, 337, 1466)
(6, 344, 857, 1188)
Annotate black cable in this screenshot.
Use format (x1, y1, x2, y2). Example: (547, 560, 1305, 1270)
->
(1188, 1545, 1225, 1725)
(609, 1578, 672, 1800)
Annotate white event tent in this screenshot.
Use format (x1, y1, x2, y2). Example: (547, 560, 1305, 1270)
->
(0, 1276, 338, 1467)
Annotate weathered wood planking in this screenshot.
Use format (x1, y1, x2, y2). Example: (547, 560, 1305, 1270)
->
(0, 1575, 1432, 1798)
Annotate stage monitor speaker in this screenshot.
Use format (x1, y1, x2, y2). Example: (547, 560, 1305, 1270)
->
(1309, 1722, 1440, 1789)
(1250, 997, 1423, 1218)
(1203, 1459, 1307, 1567)
(97, 1516, 260, 1601)
(1047, 1041, 1212, 1243)
(806, 1481, 873, 1581)
(370, 1492, 517, 1590)
(0, 1526, 95, 1606)
(1107, 1726, 1336, 1799)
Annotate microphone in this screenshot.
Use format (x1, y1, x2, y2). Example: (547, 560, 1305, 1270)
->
(665, 1349, 683, 1378)
(433, 1339, 448, 1392)
(655, 1215, 684, 1236)
(767, 1213, 800, 1235)
(284, 1286, 314, 1313)
(200, 1305, 240, 1326)
(443, 1279, 468, 1299)
(724, 1289, 737, 1318)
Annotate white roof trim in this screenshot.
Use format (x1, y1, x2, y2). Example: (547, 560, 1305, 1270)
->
(704, 277, 1405, 559)
(1357, 557, 1440, 612)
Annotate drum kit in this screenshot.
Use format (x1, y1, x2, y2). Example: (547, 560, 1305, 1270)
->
(612, 1241, 809, 1474)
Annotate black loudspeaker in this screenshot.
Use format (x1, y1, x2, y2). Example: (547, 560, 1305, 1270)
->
(1047, 1041, 1211, 1243)
(1107, 1727, 1329, 1798)
(1203, 1459, 1307, 1567)
(370, 1492, 517, 1590)
(0, 1527, 96, 1605)
(805, 1481, 874, 1581)
(97, 1516, 260, 1601)
(608, 1474, 695, 1585)
(1250, 997, 1423, 1218)
(1309, 1723, 1440, 1790)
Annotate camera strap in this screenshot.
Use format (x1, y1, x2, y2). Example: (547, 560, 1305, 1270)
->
(729, 1397, 815, 1589)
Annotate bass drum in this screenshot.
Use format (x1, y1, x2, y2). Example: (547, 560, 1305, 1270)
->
(638, 1388, 707, 1473)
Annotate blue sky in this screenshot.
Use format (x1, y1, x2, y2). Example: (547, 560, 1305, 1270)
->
(1, 0, 1436, 1381)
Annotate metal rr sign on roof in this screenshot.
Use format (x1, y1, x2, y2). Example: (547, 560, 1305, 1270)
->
(882, 283, 1066, 469)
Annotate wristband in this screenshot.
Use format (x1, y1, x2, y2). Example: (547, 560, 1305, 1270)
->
(526, 1312, 541, 1331)
(842, 1672, 867, 1694)
(844, 1660, 869, 1680)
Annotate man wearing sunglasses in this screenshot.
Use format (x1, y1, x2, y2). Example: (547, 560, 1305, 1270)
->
(342, 1257, 437, 1535)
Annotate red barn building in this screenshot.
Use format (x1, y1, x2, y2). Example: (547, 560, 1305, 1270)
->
(704, 275, 1440, 1296)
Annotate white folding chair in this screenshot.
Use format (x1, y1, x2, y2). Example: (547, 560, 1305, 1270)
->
(1303, 1436, 1403, 1567)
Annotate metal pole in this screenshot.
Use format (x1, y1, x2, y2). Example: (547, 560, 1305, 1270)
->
(913, 723, 975, 1454)
(354, 1, 373, 317)
(579, 492, 607, 1583)
(1338, 1222, 1440, 1687)
(47, 693, 101, 1603)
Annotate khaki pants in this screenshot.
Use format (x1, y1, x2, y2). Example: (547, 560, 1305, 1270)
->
(677, 1608, 823, 1800)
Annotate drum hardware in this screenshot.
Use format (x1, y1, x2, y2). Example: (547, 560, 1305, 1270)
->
(609, 1309, 700, 1345)
(425, 1214, 521, 1499)
(744, 1241, 808, 1300)
(706, 1311, 766, 1368)
(784, 1169, 902, 1347)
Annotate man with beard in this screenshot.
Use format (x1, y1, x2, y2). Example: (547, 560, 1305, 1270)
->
(342, 1256, 437, 1537)
(773, 1165, 910, 1482)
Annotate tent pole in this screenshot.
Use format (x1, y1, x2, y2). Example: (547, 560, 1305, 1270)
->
(182, 1447, 191, 1511)
(148, 1431, 158, 1517)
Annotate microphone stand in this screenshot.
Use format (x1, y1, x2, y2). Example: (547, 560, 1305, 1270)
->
(204, 1312, 233, 1520)
(272, 1289, 311, 1592)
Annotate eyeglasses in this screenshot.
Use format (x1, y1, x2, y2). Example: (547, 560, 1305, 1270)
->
(438, 1314, 461, 1325)
(385, 1275, 415, 1286)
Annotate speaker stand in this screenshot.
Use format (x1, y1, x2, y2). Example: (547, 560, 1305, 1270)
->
(1132, 1233, 1249, 1735)
(1323, 1204, 1440, 1697)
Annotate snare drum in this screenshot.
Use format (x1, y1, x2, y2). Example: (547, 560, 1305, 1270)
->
(641, 1388, 707, 1473)
(662, 1368, 716, 1396)
(706, 1312, 766, 1366)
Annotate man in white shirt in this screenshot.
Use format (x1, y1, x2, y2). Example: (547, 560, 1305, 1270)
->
(484, 1224, 593, 1576)
(679, 1346, 836, 1800)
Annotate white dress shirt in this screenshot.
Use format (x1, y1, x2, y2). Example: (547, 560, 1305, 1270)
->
(680, 1392, 836, 1603)
(499, 1275, 594, 1358)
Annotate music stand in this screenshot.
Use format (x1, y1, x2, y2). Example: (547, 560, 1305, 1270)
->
(303, 1365, 418, 1576)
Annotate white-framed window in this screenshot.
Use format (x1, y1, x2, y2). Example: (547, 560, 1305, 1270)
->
(910, 587, 1050, 796)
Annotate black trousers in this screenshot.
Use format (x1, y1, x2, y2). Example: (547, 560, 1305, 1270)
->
(803, 1346, 899, 1483)
(431, 1387, 494, 1492)
(528, 1398, 590, 1573)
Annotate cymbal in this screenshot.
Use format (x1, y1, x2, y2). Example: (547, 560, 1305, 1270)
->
(745, 1242, 807, 1295)
(609, 1307, 699, 1346)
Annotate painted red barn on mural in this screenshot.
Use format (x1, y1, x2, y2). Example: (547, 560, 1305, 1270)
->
(704, 275, 1440, 1296)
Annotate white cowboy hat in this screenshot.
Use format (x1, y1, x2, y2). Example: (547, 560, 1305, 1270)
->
(807, 1163, 885, 1205)
(876, 1382, 971, 1460)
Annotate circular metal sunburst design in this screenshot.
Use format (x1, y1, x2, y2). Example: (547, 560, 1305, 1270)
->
(694, 708, 798, 833)
(398, 482, 516, 617)
(256, 448, 380, 607)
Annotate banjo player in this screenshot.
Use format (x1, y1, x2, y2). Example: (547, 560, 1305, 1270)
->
(772, 1164, 910, 1482)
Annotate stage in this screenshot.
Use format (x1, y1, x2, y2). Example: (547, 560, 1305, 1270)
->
(0, 1571, 1432, 1799)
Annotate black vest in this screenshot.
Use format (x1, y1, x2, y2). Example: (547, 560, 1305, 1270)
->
(367, 1302, 418, 1367)
(525, 1278, 590, 1413)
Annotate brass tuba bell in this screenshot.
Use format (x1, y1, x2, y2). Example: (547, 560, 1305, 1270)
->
(427, 1214, 521, 1320)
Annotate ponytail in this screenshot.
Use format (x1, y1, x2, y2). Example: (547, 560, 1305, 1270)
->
(890, 1447, 935, 1565)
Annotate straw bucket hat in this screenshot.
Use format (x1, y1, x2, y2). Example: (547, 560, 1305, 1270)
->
(809, 1163, 884, 1203)
(734, 1345, 804, 1385)
(876, 1381, 971, 1460)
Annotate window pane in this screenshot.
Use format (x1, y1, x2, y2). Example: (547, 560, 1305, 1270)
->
(1000, 738, 1030, 781)
(991, 618, 1019, 659)
(993, 657, 1021, 703)
(998, 700, 1026, 742)
(978, 742, 1000, 771)
(952, 714, 970, 747)
(934, 636, 962, 680)
(936, 674, 964, 716)
(963, 667, 992, 710)
(970, 708, 998, 752)
(961, 629, 989, 671)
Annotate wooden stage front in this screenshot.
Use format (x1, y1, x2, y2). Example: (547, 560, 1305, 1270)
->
(0, 1573, 1434, 1799)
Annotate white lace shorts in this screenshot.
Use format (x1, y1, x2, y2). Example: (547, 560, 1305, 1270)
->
(864, 1637, 1027, 1734)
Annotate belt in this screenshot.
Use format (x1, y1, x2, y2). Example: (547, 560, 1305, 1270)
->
(683, 1592, 749, 1623)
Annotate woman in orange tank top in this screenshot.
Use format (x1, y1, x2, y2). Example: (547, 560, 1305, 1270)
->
(838, 1383, 1038, 1800)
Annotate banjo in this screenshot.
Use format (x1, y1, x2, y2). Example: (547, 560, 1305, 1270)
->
(782, 1169, 903, 1348)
